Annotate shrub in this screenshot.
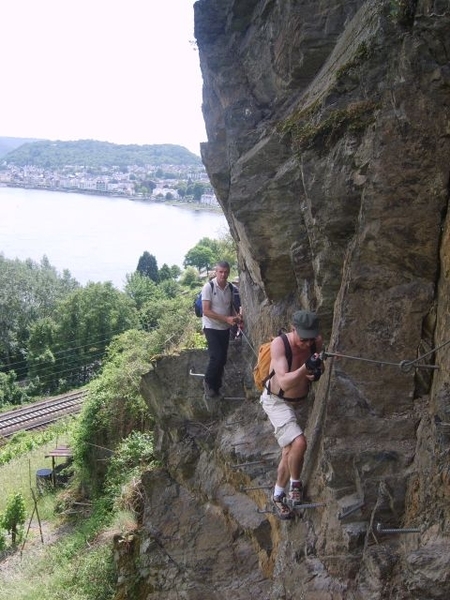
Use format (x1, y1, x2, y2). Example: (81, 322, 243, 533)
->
(1, 492, 26, 545)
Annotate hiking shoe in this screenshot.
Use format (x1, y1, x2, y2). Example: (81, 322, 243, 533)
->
(289, 481, 303, 505)
(203, 380, 219, 398)
(273, 492, 293, 520)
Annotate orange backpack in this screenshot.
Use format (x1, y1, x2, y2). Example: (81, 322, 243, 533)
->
(253, 333, 292, 392)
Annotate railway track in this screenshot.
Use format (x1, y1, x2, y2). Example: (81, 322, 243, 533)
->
(0, 389, 87, 439)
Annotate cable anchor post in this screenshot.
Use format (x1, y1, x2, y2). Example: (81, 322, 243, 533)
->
(376, 522, 420, 535)
(399, 359, 439, 373)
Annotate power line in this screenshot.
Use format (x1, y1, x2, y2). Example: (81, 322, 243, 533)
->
(3, 326, 137, 372)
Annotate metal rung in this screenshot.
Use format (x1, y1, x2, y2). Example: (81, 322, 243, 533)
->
(338, 500, 365, 520)
(189, 369, 205, 378)
(288, 501, 326, 510)
(376, 522, 420, 534)
(230, 460, 265, 469)
(225, 418, 248, 426)
(257, 502, 325, 514)
(240, 484, 272, 491)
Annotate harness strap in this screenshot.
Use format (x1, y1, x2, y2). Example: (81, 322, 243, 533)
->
(279, 394, 308, 403)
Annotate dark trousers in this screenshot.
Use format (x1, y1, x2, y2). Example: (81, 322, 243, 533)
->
(204, 328, 230, 393)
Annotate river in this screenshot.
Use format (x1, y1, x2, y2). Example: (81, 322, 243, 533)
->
(0, 187, 228, 289)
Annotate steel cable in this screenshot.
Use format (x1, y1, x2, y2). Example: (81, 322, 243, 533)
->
(238, 326, 448, 374)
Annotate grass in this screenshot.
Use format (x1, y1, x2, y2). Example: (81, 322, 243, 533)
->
(0, 419, 151, 599)
(0, 518, 116, 600)
(0, 386, 157, 599)
(0, 440, 67, 517)
(0, 425, 117, 600)
(0, 450, 118, 600)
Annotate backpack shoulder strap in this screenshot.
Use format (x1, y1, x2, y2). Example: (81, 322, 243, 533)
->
(280, 332, 293, 371)
(266, 332, 292, 397)
(228, 282, 240, 314)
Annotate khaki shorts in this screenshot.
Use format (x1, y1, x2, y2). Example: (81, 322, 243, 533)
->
(260, 389, 304, 448)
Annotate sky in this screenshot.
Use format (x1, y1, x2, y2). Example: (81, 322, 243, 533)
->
(1, 0, 206, 156)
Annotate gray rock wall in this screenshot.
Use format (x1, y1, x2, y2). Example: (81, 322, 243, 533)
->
(113, 1, 450, 598)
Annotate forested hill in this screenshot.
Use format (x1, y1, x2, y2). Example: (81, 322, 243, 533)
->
(1, 139, 202, 169)
(0, 136, 41, 158)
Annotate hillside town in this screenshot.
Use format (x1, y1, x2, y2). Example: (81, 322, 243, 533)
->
(0, 162, 220, 207)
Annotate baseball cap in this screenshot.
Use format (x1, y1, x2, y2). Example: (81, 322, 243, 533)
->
(293, 310, 319, 338)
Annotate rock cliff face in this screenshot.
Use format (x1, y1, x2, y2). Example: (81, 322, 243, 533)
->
(113, 1, 450, 598)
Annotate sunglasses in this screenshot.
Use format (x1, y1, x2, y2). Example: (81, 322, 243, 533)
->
(299, 337, 315, 343)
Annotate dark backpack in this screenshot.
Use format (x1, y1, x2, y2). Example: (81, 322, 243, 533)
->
(193, 281, 213, 317)
(194, 281, 240, 317)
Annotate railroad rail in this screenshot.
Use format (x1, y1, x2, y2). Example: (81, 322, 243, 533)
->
(0, 389, 87, 439)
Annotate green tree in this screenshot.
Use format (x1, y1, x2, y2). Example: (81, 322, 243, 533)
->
(183, 245, 215, 273)
(0, 371, 28, 407)
(170, 265, 182, 279)
(138, 296, 172, 331)
(158, 279, 180, 299)
(0, 254, 78, 377)
(141, 180, 156, 195)
(123, 273, 182, 331)
(136, 252, 159, 282)
(28, 282, 138, 392)
(124, 273, 183, 331)
(124, 272, 160, 311)
(56, 282, 138, 389)
(186, 181, 206, 201)
(194, 237, 220, 257)
(185, 234, 238, 272)
(1, 493, 26, 546)
(148, 294, 202, 354)
(215, 232, 238, 271)
(158, 263, 172, 282)
(26, 317, 58, 394)
(177, 185, 186, 199)
(180, 266, 201, 287)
